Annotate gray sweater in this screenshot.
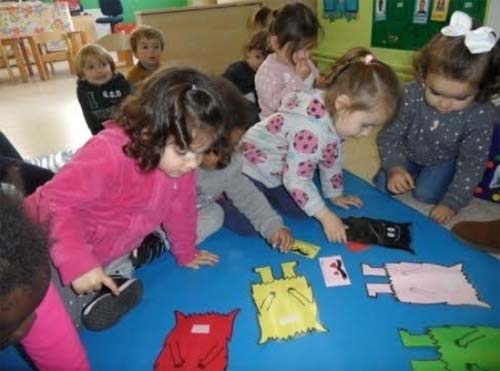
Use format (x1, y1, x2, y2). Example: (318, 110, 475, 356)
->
(196, 154, 284, 239)
(377, 82, 496, 211)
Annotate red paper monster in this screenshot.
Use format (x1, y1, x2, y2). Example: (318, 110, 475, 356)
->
(154, 309, 240, 371)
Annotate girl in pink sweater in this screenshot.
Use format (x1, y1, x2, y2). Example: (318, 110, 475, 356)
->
(24, 67, 227, 332)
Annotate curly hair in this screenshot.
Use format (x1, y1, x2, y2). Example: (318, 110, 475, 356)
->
(414, 28, 500, 103)
(129, 25, 165, 55)
(269, 2, 322, 60)
(114, 67, 227, 172)
(207, 77, 252, 169)
(321, 47, 402, 125)
(0, 191, 50, 300)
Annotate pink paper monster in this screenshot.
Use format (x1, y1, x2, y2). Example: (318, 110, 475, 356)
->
(362, 262, 489, 307)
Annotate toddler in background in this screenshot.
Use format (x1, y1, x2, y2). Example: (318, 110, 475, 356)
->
(222, 30, 270, 123)
(197, 77, 294, 252)
(24, 68, 228, 332)
(255, 2, 321, 119)
(240, 47, 401, 243)
(0, 191, 89, 371)
(75, 44, 131, 135)
(249, 5, 272, 31)
(127, 25, 164, 84)
(375, 11, 500, 224)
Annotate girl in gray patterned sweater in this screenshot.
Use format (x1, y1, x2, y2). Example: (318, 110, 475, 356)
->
(375, 11, 500, 224)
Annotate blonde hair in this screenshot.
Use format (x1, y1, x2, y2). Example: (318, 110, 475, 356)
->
(129, 25, 165, 55)
(74, 44, 115, 80)
(321, 47, 402, 125)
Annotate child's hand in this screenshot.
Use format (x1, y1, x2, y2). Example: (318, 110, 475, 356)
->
(387, 166, 415, 194)
(185, 250, 219, 269)
(71, 267, 120, 296)
(293, 51, 312, 80)
(430, 204, 455, 225)
(331, 195, 364, 209)
(268, 227, 295, 252)
(315, 207, 347, 244)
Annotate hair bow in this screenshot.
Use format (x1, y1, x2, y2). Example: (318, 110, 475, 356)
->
(364, 54, 377, 65)
(441, 11, 498, 54)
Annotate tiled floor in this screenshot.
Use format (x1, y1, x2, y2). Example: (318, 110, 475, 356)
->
(1, 62, 498, 230)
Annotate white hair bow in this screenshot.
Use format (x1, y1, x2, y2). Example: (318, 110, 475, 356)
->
(441, 11, 498, 54)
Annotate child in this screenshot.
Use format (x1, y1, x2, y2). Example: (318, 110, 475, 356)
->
(24, 67, 227, 331)
(255, 2, 321, 119)
(75, 44, 131, 135)
(0, 191, 90, 371)
(240, 47, 401, 243)
(127, 25, 165, 85)
(375, 11, 500, 225)
(249, 5, 272, 31)
(197, 77, 294, 251)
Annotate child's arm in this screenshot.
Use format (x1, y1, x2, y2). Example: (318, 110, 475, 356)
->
(77, 87, 102, 135)
(21, 283, 90, 371)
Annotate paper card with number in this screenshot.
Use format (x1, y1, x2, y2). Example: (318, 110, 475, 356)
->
(290, 240, 320, 259)
(319, 256, 351, 287)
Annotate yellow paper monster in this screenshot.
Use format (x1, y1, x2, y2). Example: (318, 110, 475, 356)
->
(251, 261, 327, 344)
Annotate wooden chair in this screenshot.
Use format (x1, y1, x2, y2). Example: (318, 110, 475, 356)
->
(0, 40, 16, 82)
(32, 31, 75, 77)
(95, 33, 134, 69)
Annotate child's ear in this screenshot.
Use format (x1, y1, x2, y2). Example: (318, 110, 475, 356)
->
(334, 94, 351, 112)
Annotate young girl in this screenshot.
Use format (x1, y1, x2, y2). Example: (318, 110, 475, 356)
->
(240, 47, 401, 243)
(197, 77, 294, 251)
(0, 191, 89, 371)
(24, 67, 227, 331)
(255, 2, 321, 119)
(375, 11, 500, 225)
(75, 44, 131, 135)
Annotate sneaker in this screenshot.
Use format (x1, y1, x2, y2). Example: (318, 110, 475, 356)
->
(25, 148, 76, 173)
(130, 230, 170, 269)
(451, 219, 500, 253)
(81, 275, 143, 331)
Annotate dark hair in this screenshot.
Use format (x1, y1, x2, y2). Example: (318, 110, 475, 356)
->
(115, 67, 227, 172)
(0, 191, 49, 301)
(322, 47, 402, 124)
(245, 30, 270, 57)
(249, 6, 272, 30)
(269, 2, 322, 59)
(414, 25, 500, 103)
(129, 25, 165, 54)
(207, 77, 251, 169)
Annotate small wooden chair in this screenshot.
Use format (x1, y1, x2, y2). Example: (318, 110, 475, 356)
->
(0, 40, 16, 82)
(0, 38, 29, 82)
(95, 33, 134, 69)
(32, 31, 75, 77)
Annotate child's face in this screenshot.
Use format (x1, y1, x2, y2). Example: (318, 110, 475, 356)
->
(136, 37, 162, 69)
(246, 49, 266, 71)
(0, 275, 49, 349)
(335, 104, 388, 139)
(82, 55, 113, 86)
(423, 73, 477, 113)
(273, 38, 314, 65)
(201, 128, 245, 170)
(159, 142, 208, 177)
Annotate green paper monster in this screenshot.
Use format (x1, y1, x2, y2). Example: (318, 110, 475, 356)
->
(400, 326, 500, 371)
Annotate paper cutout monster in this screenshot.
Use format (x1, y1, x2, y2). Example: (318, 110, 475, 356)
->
(362, 263, 490, 307)
(290, 240, 320, 259)
(154, 310, 239, 371)
(251, 261, 327, 344)
(400, 326, 500, 371)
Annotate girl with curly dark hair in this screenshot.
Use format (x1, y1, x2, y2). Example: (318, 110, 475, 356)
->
(24, 67, 228, 332)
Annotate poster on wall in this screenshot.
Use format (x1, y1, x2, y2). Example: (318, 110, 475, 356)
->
(323, 0, 359, 22)
(413, 0, 430, 24)
(375, 0, 387, 22)
(430, 0, 450, 22)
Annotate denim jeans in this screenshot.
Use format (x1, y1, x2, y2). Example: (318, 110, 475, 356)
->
(373, 159, 456, 204)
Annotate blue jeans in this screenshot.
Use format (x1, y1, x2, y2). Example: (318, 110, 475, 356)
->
(373, 160, 455, 204)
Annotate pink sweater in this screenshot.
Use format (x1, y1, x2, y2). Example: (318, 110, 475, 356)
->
(24, 123, 198, 285)
(21, 282, 90, 371)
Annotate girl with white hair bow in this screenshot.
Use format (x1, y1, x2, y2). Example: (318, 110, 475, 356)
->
(375, 11, 500, 225)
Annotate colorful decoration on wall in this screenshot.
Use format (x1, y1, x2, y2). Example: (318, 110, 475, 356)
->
(154, 310, 239, 371)
(413, 0, 430, 24)
(323, 0, 359, 22)
(431, 0, 451, 21)
(374, 0, 387, 21)
(362, 263, 490, 307)
(251, 261, 327, 344)
(400, 326, 500, 371)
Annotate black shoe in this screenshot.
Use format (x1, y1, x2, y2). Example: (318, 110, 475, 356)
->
(81, 275, 143, 331)
(130, 230, 170, 269)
